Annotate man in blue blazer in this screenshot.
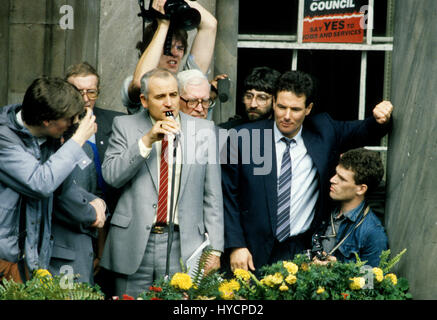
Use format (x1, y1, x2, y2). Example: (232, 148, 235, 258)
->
(221, 70, 393, 273)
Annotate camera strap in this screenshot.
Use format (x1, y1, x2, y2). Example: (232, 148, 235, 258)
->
(327, 205, 370, 256)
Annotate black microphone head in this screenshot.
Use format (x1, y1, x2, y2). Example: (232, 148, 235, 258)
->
(165, 111, 175, 118)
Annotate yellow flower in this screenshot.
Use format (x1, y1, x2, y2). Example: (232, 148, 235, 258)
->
(262, 273, 283, 287)
(34, 269, 52, 279)
(283, 261, 299, 275)
(285, 274, 297, 285)
(233, 268, 251, 281)
(219, 279, 240, 300)
(316, 286, 325, 294)
(385, 273, 398, 285)
(349, 277, 365, 290)
(170, 273, 193, 291)
(300, 263, 309, 272)
(373, 267, 384, 282)
(279, 283, 289, 291)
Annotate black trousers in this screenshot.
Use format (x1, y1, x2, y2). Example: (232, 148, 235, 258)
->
(267, 231, 311, 266)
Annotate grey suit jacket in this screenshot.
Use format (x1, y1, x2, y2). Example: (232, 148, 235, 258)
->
(100, 110, 224, 275)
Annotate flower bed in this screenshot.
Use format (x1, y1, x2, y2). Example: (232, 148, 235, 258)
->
(0, 250, 411, 300)
(141, 249, 412, 300)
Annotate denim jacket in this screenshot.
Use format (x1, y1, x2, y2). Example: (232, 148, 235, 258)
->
(332, 201, 388, 267)
(0, 104, 92, 272)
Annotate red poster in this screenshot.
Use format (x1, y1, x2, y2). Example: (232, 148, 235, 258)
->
(303, 0, 367, 43)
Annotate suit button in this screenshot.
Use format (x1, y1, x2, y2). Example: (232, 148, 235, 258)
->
(152, 204, 157, 209)
(146, 225, 151, 230)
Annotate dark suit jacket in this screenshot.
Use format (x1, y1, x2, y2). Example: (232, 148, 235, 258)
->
(49, 106, 123, 283)
(221, 113, 390, 270)
(93, 107, 124, 213)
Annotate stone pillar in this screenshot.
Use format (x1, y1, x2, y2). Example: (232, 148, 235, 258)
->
(213, 0, 238, 123)
(385, 0, 437, 299)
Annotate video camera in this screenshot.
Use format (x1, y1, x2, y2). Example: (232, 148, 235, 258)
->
(138, 0, 200, 56)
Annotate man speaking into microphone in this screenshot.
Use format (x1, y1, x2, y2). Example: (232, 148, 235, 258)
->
(100, 68, 223, 298)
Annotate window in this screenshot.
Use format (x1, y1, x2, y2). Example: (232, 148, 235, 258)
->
(237, 0, 394, 151)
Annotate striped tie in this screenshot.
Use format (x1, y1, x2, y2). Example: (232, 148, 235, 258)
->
(156, 139, 169, 224)
(276, 137, 296, 242)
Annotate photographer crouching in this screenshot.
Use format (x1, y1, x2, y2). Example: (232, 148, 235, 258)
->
(309, 148, 388, 267)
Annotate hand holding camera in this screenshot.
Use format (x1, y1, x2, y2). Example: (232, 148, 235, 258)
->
(71, 107, 98, 146)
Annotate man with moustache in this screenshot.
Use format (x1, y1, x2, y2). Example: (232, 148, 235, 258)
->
(222, 70, 393, 273)
(219, 66, 281, 129)
(100, 68, 223, 298)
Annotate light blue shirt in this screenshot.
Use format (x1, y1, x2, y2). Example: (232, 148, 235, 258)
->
(274, 123, 319, 236)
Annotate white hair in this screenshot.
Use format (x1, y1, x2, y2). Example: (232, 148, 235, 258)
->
(177, 69, 209, 94)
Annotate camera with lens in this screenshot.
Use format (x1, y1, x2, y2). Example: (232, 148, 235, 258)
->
(138, 0, 200, 56)
(310, 233, 327, 261)
(163, 0, 201, 31)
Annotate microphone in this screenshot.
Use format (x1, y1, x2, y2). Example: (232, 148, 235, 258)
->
(217, 77, 230, 103)
(165, 111, 181, 142)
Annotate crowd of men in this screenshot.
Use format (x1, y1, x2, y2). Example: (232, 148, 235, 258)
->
(0, 0, 393, 298)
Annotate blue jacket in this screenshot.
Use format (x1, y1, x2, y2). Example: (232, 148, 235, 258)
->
(0, 104, 95, 272)
(334, 201, 388, 267)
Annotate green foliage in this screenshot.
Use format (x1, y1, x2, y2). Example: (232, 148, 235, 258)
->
(139, 249, 412, 300)
(0, 274, 104, 300)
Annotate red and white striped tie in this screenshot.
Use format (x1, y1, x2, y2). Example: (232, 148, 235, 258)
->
(156, 139, 169, 224)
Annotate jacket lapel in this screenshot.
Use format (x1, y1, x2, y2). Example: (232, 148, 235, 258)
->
(177, 112, 192, 202)
(142, 111, 159, 192)
(261, 120, 278, 235)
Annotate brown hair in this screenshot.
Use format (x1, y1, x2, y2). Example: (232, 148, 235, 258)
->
(339, 148, 384, 193)
(64, 62, 100, 88)
(136, 20, 188, 58)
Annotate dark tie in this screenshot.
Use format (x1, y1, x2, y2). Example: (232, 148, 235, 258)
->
(156, 139, 169, 224)
(276, 137, 296, 242)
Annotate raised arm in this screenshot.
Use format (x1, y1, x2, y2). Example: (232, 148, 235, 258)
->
(187, 1, 217, 74)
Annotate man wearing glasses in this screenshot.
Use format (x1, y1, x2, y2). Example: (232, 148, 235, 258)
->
(219, 67, 281, 129)
(49, 62, 122, 288)
(177, 69, 214, 119)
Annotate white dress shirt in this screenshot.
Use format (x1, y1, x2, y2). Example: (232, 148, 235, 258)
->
(273, 123, 319, 237)
(138, 116, 182, 225)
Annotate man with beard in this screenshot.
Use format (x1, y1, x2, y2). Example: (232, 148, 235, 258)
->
(219, 67, 281, 129)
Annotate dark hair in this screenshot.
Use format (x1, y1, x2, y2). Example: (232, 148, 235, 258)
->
(243, 67, 281, 95)
(136, 20, 188, 58)
(275, 70, 314, 106)
(339, 148, 384, 194)
(64, 62, 100, 88)
(21, 76, 84, 126)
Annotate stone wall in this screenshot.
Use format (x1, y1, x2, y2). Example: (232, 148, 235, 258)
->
(385, 0, 437, 299)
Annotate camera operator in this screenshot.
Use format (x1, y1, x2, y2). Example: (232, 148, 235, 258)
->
(311, 148, 388, 267)
(122, 0, 217, 115)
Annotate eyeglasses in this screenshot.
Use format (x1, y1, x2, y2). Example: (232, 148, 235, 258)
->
(78, 89, 99, 100)
(180, 96, 213, 110)
(243, 92, 272, 106)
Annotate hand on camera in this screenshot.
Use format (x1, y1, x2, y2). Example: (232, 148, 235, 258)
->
(312, 252, 337, 266)
(71, 107, 97, 146)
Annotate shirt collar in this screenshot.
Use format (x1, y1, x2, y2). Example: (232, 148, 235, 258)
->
(273, 122, 303, 145)
(342, 201, 366, 222)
